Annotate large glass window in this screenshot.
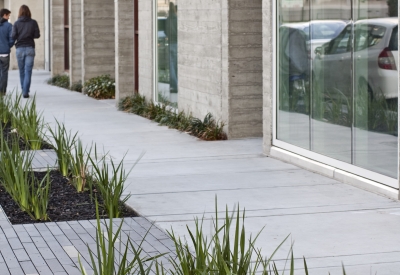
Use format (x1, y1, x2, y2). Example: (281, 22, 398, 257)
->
(277, 0, 398, 179)
(156, 0, 178, 106)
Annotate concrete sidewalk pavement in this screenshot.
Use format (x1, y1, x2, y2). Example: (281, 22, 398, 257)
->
(8, 70, 400, 274)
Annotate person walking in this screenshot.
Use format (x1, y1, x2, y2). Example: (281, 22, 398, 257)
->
(12, 5, 40, 98)
(0, 9, 15, 95)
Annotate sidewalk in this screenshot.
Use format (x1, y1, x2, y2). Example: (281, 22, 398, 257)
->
(5, 70, 400, 274)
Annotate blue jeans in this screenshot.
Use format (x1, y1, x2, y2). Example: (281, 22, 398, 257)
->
(16, 47, 35, 95)
(0, 55, 10, 94)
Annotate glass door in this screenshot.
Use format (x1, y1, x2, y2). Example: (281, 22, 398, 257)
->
(155, 0, 178, 107)
(277, 0, 398, 182)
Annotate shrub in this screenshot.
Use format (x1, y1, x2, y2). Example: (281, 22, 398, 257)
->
(47, 74, 70, 89)
(118, 94, 227, 141)
(84, 75, 115, 99)
(71, 81, 83, 93)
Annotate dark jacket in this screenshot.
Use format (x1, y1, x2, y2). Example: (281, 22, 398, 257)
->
(0, 18, 14, 54)
(12, 17, 40, 49)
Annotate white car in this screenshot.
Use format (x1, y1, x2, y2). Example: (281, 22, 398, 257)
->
(282, 20, 347, 60)
(314, 18, 398, 100)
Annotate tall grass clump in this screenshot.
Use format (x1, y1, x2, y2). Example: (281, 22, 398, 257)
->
(0, 93, 19, 125)
(163, 200, 288, 275)
(118, 94, 227, 141)
(70, 139, 92, 192)
(13, 96, 45, 150)
(89, 153, 137, 218)
(79, 201, 161, 275)
(47, 120, 78, 177)
(0, 134, 51, 221)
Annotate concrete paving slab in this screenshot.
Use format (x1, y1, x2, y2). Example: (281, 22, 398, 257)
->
(3, 70, 400, 274)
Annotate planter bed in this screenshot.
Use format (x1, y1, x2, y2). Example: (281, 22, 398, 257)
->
(0, 170, 137, 224)
(2, 123, 52, 150)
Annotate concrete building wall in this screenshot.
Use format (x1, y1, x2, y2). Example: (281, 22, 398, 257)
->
(4, 0, 46, 70)
(262, 0, 273, 153)
(51, 0, 65, 76)
(177, 0, 262, 139)
(178, 0, 224, 123)
(138, 0, 153, 100)
(115, 0, 135, 102)
(225, 0, 263, 138)
(81, 0, 115, 83)
(69, 0, 82, 84)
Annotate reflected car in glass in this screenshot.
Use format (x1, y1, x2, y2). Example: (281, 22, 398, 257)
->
(314, 18, 398, 100)
(282, 20, 347, 60)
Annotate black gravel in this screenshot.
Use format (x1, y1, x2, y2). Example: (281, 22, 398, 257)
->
(0, 170, 138, 224)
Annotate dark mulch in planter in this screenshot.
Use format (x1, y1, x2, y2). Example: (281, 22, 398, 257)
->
(2, 123, 53, 150)
(0, 170, 138, 224)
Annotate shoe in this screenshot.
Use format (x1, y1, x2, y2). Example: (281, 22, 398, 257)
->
(23, 94, 29, 98)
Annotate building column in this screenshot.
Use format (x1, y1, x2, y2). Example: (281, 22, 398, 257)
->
(69, 0, 82, 85)
(138, 0, 153, 100)
(263, 0, 274, 154)
(223, 0, 263, 139)
(81, 0, 115, 84)
(50, 0, 65, 76)
(177, 0, 263, 139)
(115, 0, 135, 102)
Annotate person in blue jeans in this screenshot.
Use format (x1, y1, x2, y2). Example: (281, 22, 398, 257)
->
(12, 5, 40, 98)
(0, 9, 15, 95)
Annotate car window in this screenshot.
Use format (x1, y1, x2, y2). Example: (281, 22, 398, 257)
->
(389, 26, 398, 51)
(310, 22, 346, 40)
(326, 25, 351, 54)
(354, 24, 386, 51)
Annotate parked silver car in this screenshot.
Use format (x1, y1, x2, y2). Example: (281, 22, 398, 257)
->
(282, 20, 347, 60)
(314, 18, 398, 99)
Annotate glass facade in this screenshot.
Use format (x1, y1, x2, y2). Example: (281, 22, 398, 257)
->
(277, 0, 398, 179)
(156, 0, 178, 106)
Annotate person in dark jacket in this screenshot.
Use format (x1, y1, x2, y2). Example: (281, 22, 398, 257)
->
(0, 9, 15, 94)
(12, 5, 40, 98)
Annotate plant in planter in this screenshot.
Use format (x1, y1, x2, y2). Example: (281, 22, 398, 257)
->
(88, 153, 137, 218)
(47, 74, 70, 89)
(84, 75, 115, 99)
(70, 139, 92, 192)
(47, 120, 78, 177)
(79, 201, 161, 275)
(13, 97, 45, 150)
(0, 134, 51, 221)
(118, 94, 227, 141)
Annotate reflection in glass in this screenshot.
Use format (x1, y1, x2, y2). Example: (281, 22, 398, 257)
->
(277, 0, 398, 179)
(277, 21, 311, 150)
(353, 1, 398, 178)
(157, 0, 178, 106)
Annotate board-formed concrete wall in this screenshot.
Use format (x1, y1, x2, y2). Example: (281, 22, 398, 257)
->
(4, 0, 46, 70)
(178, 0, 224, 124)
(51, 0, 65, 76)
(69, 0, 82, 85)
(138, 0, 153, 100)
(81, 0, 115, 83)
(115, 0, 135, 102)
(225, 0, 263, 138)
(178, 0, 263, 139)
